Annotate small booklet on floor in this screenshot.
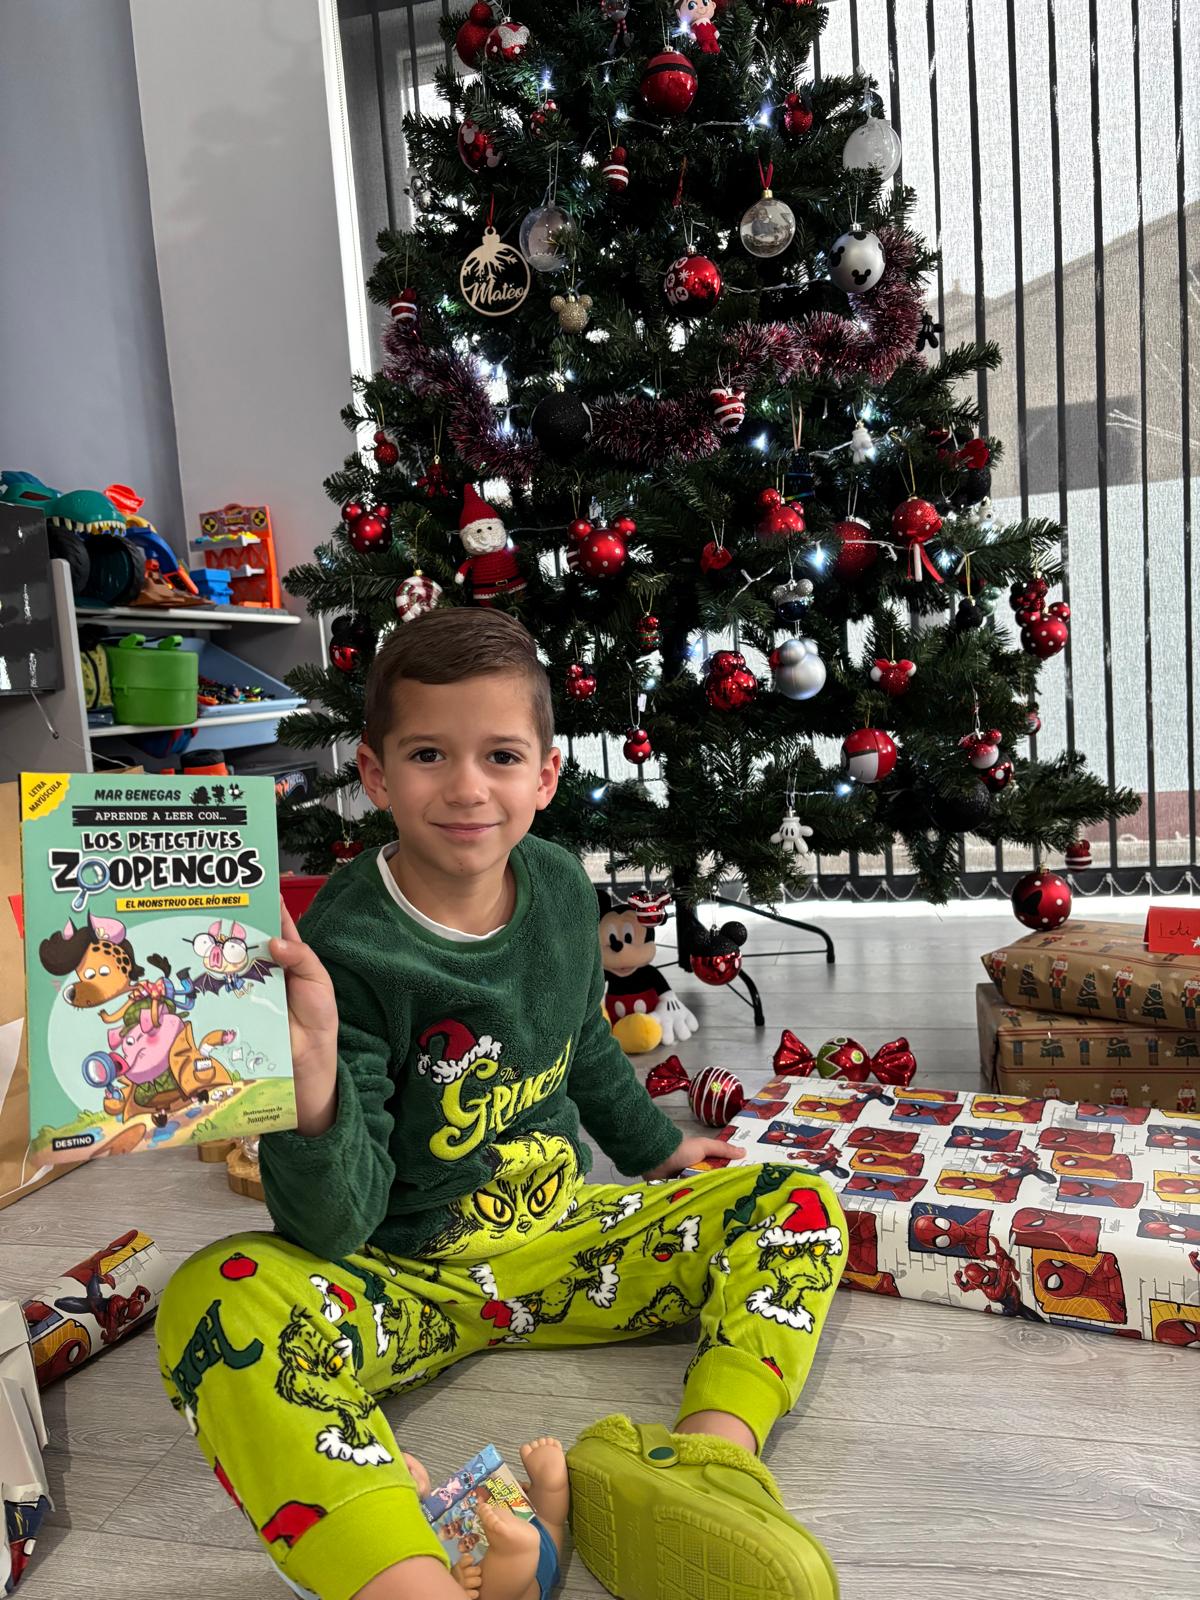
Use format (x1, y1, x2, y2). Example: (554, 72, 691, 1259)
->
(422, 1445, 535, 1568)
(20, 771, 296, 1159)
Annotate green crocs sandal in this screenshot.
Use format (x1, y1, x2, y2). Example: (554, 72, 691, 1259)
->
(566, 1415, 838, 1600)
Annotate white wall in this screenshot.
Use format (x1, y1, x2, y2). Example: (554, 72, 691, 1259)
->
(129, 0, 364, 685)
(0, 0, 183, 533)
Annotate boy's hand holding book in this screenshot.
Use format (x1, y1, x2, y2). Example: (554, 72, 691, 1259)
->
(271, 901, 340, 1136)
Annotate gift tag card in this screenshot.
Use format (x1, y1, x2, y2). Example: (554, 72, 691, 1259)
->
(1144, 906, 1200, 954)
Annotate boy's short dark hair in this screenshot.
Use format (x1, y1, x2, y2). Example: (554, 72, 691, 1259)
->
(361, 607, 555, 756)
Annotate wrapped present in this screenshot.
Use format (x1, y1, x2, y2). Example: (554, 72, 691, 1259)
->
(0, 1302, 51, 1592)
(694, 1076, 1200, 1346)
(977, 984, 1200, 1111)
(20, 1230, 169, 1388)
(982, 919, 1200, 1031)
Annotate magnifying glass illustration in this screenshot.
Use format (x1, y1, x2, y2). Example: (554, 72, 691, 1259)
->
(71, 856, 111, 912)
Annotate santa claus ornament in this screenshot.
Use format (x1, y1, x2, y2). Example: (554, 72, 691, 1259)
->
(770, 638, 825, 701)
(870, 658, 916, 696)
(393, 571, 443, 623)
(453, 485, 526, 603)
(1011, 871, 1072, 931)
(841, 727, 898, 784)
(704, 650, 757, 711)
(646, 1056, 746, 1128)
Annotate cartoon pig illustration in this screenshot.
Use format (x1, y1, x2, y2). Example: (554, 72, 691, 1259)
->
(92, 1016, 235, 1127)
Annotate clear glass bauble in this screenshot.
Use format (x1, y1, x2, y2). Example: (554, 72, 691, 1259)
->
(738, 192, 796, 259)
(842, 118, 902, 181)
(519, 204, 570, 272)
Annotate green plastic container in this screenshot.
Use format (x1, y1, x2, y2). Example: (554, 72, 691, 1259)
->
(105, 634, 199, 725)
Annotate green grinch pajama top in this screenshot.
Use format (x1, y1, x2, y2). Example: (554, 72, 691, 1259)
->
(156, 839, 846, 1599)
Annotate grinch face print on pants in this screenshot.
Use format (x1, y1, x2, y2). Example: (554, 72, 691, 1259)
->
(274, 1307, 391, 1467)
(745, 1188, 844, 1333)
(471, 1239, 626, 1340)
(422, 1133, 578, 1258)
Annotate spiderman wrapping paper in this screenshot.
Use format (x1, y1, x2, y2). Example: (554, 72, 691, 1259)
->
(690, 1080, 1200, 1347)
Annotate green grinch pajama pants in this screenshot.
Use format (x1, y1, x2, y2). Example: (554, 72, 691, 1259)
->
(156, 1162, 846, 1600)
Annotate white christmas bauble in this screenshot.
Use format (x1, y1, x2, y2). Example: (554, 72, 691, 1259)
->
(842, 119, 903, 181)
(828, 227, 886, 293)
(772, 637, 826, 701)
(739, 192, 796, 259)
(519, 204, 570, 272)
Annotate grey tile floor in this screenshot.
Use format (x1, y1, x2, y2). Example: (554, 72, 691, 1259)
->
(4, 909, 1197, 1599)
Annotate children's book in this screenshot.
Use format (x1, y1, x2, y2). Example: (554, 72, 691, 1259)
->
(422, 1445, 536, 1568)
(20, 772, 296, 1159)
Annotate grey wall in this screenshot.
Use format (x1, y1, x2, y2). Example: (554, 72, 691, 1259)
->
(0, 0, 183, 538)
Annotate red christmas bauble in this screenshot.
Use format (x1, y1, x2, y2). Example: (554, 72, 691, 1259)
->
(485, 19, 530, 61)
(348, 513, 392, 553)
(1066, 839, 1092, 869)
(457, 117, 502, 172)
(568, 517, 593, 542)
(342, 499, 364, 525)
(782, 90, 814, 136)
(624, 725, 653, 763)
(755, 487, 805, 541)
(708, 649, 745, 677)
(640, 50, 699, 117)
(981, 757, 1015, 792)
(1026, 703, 1043, 735)
(841, 727, 898, 784)
(664, 252, 723, 314)
(636, 614, 660, 651)
(832, 517, 877, 578)
(330, 643, 361, 674)
(1021, 617, 1069, 659)
(388, 289, 419, 328)
(455, 2, 494, 67)
(565, 663, 597, 699)
(372, 430, 399, 467)
(700, 540, 732, 573)
(891, 496, 943, 542)
(529, 100, 556, 138)
(331, 840, 364, 861)
(706, 665, 757, 711)
(1011, 871, 1072, 930)
(688, 1064, 745, 1125)
(577, 527, 628, 578)
(692, 952, 743, 988)
(602, 146, 630, 192)
(612, 513, 638, 539)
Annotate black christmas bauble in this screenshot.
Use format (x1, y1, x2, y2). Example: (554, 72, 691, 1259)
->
(330, 612, 377, 664)
(532, 392, 593, 461)
(952, 466, 992, 508)
(938, 785, 995, 833)
(951, 597, 984, 634)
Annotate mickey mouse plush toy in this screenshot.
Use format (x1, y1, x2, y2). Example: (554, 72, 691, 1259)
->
(596, 887, 699, 1054)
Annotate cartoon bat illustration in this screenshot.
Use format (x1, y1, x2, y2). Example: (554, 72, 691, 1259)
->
(185, 921, 275, 995)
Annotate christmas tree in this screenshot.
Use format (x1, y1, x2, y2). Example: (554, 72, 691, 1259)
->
(278, 0, 1133, 909)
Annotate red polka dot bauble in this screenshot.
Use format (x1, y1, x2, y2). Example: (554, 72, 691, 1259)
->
(577, 527, 628, 578)
(1011, 871, 1072, 930)
(1021, 609, 1070, 660)
(841, 727, 898, 784)
(485, 18, 530, 61)
(692, 950, 742, 987)
(688, 1065, 746, 1127)
(639, 50, 699, 117)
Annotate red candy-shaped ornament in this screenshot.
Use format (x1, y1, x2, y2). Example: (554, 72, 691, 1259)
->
(772, 1029, 917, 1088)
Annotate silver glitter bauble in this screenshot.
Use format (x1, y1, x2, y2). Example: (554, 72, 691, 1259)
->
(738, 191, 796, 259)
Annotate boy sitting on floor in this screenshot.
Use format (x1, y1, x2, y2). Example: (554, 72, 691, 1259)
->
(156, 607, 847, 1600)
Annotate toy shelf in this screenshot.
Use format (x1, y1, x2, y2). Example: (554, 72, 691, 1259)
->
(75, 603, 300, 632)
(91, 706, 301, 739)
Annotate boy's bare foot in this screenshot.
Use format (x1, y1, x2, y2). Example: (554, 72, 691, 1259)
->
(520, 1436, 569, 1531)
(474, 1501, 541, 1600)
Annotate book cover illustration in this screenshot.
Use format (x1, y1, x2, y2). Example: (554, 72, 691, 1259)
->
(20, 772, 296, 1159)
(422, 1446, 535, 1569)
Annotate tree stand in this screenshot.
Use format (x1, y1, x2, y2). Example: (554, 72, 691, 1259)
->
(669, 898, 836, 1030)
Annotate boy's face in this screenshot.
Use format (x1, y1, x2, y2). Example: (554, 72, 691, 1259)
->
(357, 671, 560, 882)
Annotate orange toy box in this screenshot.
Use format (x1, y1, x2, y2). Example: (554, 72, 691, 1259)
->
(192, 503, 283, 609)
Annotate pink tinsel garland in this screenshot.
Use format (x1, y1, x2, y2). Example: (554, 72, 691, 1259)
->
(382, 224, 925, 479)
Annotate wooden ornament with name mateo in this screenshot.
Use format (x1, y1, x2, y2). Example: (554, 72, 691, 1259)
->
(460, 223, 531, 318)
